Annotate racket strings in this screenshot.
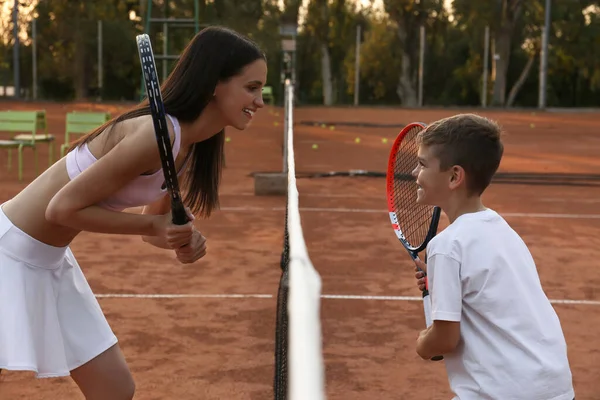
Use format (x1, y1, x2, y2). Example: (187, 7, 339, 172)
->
(391, 127, 433, 248)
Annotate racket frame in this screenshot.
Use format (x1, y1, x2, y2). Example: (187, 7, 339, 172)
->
(136, 33, 188, 225)
(386, 122, 443, 361)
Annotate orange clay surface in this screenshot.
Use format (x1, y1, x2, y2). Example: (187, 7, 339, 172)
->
(0, 100, 599, 399)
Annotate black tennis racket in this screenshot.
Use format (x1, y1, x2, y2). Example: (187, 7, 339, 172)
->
(136, 34, 188, 225)
(386, 122, 443, 361)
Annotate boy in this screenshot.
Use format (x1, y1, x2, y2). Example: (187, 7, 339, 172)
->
(412, 114, 574, 399)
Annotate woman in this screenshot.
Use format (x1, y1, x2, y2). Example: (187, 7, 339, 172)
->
(0, 26, 267, 399)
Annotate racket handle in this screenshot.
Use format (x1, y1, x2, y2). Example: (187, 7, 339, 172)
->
(171, 199, 189, 225)
(422, 292, 433, 327)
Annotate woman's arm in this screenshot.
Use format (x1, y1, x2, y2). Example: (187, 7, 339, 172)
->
(140, 194, 172, 249)
(45, 117, 179, 237)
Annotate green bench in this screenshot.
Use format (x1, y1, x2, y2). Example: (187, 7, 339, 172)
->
(262, 86, 274, 105)
(0, 110, 55, 181)
(60, 111, 111, 158)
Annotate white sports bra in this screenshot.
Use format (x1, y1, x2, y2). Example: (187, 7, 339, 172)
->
(65, 114, 188, 211)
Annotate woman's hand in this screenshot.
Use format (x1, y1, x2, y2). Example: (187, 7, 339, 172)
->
(175, 230, 207, 264)
(152, 208, 195, 249)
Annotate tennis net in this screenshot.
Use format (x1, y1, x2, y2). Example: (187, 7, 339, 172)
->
(273, 79, 326, 400)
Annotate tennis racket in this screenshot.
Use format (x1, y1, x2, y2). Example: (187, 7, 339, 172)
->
(386, 122, 443, 361)
(136, 34, 188, 225)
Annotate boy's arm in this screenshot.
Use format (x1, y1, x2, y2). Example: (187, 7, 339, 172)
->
(416, 321, 461, 359)
(414, 254, 462, 359)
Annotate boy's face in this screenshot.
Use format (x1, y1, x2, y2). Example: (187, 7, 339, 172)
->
(413, 144, 452, 206)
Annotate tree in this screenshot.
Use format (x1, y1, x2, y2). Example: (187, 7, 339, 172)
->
(491, 0, 524, 106)
(346, 16, 401, 103)
(383, 0, 445, 106)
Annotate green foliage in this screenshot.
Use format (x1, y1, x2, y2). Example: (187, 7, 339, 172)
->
(346, 17, 401, 104)
(0, 0, 598, 106)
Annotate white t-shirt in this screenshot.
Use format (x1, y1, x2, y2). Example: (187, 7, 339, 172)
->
(427, 208, 574, 400)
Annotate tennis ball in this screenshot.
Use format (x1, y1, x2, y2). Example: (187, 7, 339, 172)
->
(321, 124, 327, 129)
(225, 137, 231, 143)
(530, 123, 535, 128)
(382, 138, 388, 144)
(274, 122, 279, 126)
(355, 137, 361, 144)
(312, 144, 319, 150)
(329, 126, 335, 130)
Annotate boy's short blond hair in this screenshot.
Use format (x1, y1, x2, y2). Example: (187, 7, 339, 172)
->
(417, 114, 504, 195)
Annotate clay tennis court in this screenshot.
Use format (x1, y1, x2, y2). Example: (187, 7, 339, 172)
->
(0, 100, 599, 399)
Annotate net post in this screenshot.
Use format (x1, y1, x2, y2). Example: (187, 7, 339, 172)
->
(253, 79, 289, 196)
(283, 78, 291, 174)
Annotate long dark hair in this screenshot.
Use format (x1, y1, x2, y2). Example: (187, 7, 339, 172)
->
(70, 26, 266, 217)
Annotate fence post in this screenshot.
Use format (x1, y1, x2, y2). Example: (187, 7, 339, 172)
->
(13, 0, 20, 99)
(418, 25, 425, 107)
(98, 20, 103, 101)
(482, 25, 490, 107)
(354, 24, 361, 106)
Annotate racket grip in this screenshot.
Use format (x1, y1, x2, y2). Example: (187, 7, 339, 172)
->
(171, 200, 189, 225)
(422, 293, 433, 328)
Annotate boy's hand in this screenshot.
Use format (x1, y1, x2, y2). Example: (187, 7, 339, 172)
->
(414, 258, 428, 292)
(176, 230, 207, 264)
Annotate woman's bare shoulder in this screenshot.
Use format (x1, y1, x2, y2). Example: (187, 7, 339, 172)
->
(89, 113, 176, 161)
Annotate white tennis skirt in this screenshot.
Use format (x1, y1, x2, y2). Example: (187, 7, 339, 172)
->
(0, 205, 118, 378)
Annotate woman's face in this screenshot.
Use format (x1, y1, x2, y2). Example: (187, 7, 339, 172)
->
(213, 59, 268, 130)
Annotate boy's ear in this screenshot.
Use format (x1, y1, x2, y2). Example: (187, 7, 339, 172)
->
(449, 165, 466, 190)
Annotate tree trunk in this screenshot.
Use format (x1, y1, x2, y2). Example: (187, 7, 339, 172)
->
(316, 0, 333, 105)
(320, 43, 333, 105)
(491, 0, 524, 106)
(505, 53, 535, 107)
(394, 14, 418, 106)
(491, 26, 511, 106)
(397, 50, 418, 106)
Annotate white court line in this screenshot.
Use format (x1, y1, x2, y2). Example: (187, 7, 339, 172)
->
(224, 193, 600, 202)
(221, 192, 376, 198)
(95, 293, 600, 306)
(96, 293, 272, 299)
(220, 206, 600, 219)
(540, 198, 600, 204)
(502, 212, 600, 219)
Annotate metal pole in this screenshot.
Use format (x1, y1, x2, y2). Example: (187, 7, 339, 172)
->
(194, 0, 199, 33)
(283, 79, 290, 174)
(538, 0, 551, 109)
(418, 25, 425, 107)
(354, 24, 361, 106)
(162, 22, 168, 81)
(98, 20, 103, 100)
(13, 0, 20, 99)
(482, 25, 490, 107)
(32, 18, 37, 100)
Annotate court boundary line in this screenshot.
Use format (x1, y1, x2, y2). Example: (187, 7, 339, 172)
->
(95, 293, 600, 306)
(219, 207, 600, 219)
(220, 193, 600, 203)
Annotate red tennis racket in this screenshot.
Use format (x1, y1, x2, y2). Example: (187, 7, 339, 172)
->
(386, 122, 443, 361)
